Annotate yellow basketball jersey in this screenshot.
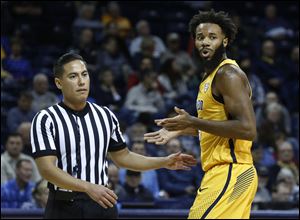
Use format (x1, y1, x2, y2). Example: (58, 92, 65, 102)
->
(196, 59, 253, 172)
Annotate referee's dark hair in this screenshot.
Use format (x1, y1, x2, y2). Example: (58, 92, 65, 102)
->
(53, 52, 86, 78)
(189, 9, 238, 46)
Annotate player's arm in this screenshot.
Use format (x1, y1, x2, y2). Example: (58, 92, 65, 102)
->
(108, 147, 197, 171)
(35, 156, 117, 209)
(156, 66, 256, 141)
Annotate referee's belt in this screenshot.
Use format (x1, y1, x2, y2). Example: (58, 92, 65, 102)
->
(49, 189, 91, 201)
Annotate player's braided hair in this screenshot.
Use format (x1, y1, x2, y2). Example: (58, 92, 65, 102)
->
(189, 9, 238, 46)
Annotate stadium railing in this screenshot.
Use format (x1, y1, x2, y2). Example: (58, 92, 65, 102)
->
(1, 208, 299, 219)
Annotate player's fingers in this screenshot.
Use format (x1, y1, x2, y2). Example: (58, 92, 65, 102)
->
(144, 131, 159, 137)
(174, 106, 186, 115)
(146, 138, 158, 143)
(165, 125, 180, 131)
(156, 139, 167, 145)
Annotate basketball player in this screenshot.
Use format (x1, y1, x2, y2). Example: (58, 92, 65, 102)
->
(144, 10, 258, 219)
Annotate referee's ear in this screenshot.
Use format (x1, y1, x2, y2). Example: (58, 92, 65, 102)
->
(55, 78, 62, 90)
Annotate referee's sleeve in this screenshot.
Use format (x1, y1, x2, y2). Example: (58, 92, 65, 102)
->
(107, 109, 127, 152)
(30, 111, 57, 159)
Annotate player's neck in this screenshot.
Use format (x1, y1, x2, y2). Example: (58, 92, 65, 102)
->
(204, 53, 227, 74)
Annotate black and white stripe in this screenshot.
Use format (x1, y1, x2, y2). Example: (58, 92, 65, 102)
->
(30, 102, 126, 191)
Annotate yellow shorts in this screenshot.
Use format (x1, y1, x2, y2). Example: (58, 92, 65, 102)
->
(188, 163, 258, 219)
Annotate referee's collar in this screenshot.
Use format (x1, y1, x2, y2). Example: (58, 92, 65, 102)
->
(58, 101, 90, 117)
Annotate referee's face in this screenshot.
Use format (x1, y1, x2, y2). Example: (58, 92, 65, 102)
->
(57, 60, 90, 106)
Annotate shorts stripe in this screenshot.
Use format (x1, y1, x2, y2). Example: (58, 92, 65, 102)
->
(201, 163, 233, 219)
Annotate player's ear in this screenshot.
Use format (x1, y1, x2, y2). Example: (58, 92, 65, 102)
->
(55, 78, 62, 90)
(223, 38, 228, 48)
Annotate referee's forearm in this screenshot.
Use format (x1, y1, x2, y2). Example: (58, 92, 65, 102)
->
(38, 164, 89, 193)
(113, 151, 167, 171)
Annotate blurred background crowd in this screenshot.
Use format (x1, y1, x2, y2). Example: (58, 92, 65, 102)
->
(1, 1, 299, 211)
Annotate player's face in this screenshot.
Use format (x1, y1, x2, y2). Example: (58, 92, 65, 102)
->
(195, 23, 227, 61)
(55, 60, 90, 105)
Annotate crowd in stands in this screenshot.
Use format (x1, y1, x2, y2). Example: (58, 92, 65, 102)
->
(1, 1, 298, 210)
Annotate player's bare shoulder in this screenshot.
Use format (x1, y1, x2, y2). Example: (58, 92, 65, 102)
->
(215, 64, 250, 91)
(216, 64, 247, 81)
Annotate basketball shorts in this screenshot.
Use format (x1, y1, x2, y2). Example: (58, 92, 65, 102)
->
(188, 163, 258, 219)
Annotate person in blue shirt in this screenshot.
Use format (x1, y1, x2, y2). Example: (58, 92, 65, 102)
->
(119, 141, 161, 198)
(1, 159, 35, 208)
(6, 91, 36, 133)
(21, 179, 49, 209)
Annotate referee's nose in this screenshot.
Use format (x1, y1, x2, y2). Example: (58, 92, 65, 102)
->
(78, 75, 85, 86)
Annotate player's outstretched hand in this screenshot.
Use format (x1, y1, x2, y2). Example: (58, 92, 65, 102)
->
(164, 152, 197, 170)
(155, 107, 194, 131)
(144, 128, 180, 145)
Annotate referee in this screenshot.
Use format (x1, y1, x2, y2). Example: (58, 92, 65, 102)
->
(30, 52, 197, 219)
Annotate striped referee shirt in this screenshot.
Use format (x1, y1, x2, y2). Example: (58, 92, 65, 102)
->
(30, 101, 126, 191)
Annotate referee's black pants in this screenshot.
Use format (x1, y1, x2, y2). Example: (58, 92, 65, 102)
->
(44, 190, 118, 219)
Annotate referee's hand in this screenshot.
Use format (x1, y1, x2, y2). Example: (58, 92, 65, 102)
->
(164, 152, 197, 170)
(85, 183, 118, 209)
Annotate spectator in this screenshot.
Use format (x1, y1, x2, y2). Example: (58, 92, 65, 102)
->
(281, 45, 299, 114)
(132, 36, 161, 72)
(6, 91, 36, 133)
(267, 141, 299, 192)
(119, 142, 161, 198)
(158, 57, 189, 110)
(253, 39, 285, 96)
(31, 73, 59, 112)
(96, 36, 130, 90)
(1, 159, 35, 208)
(275, 168, 299, 202)
(259, 4, 294, 40)
(161, 32, 196, 77)
(272, 168, 298, 205)
(253, 166, 272, 204)
(94, 67, 123, 112)
(274, 132, 299, 163)
(2, 38, 33, 85)
(21, 179, 49, 209)
(107, 163, 126, 201)
(239, 57, 265, 110)
(122, 170, 154, 203)
(126, 57, 154, 91)
(258, 102, 291, 147)
(72, 3, 103, 34)
(101, 1, 132, 39)
(158, 138, 202, 208)
(123, 70, 165, 124)
(125, 122, 147, 145)
(17, 122, 32, 156)
(256, 91, 291, 134)
(252, 142, 276, 169)
(101, 21, 132, 62)
(129, 20, 166, 58)
(69, 28, 98, 73)
(1, 133, 41, 185)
